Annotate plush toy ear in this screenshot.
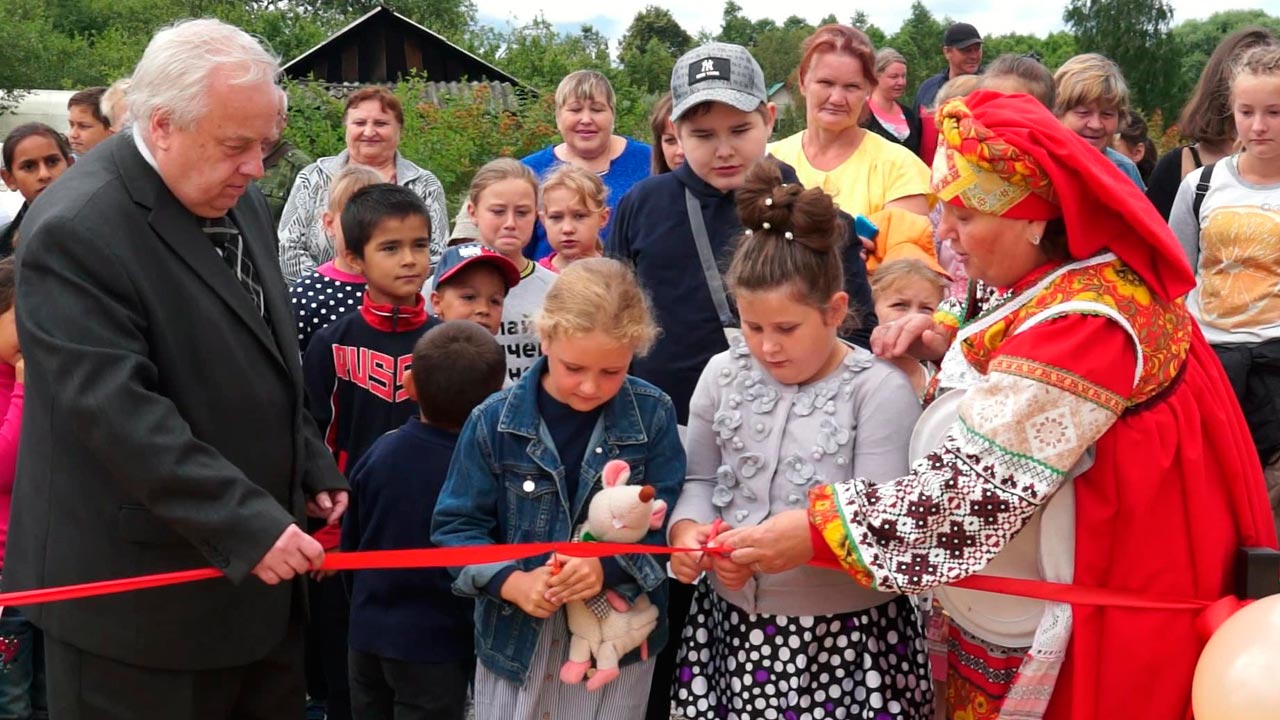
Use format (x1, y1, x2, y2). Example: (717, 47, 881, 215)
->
(601, 459, 631, 488)
(648, 499, 668, 531)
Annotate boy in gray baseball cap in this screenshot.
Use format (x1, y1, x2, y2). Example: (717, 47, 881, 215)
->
(670, 42, 771, 123)
(667, 42, 774, 192)
(605, 42, 878, 714)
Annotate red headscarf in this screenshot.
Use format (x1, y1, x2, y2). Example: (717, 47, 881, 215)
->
(933, 90, 1194, 301)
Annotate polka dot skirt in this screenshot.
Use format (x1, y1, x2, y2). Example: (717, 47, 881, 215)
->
(673, 581, 933, 720)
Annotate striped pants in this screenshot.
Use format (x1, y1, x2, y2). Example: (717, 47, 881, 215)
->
(475, 612, 656, 720)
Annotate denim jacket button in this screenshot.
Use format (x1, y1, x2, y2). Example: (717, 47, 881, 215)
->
(522, 480, 535, 492)
(595, 447, 603, 454)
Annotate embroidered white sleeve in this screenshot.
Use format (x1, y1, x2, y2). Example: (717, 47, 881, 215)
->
(831, 370, 1119, 594)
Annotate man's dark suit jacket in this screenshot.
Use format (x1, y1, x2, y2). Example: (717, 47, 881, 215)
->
(5, 132, 347, 670)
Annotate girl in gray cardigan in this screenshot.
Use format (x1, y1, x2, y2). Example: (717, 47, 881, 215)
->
(668, 162, 932, 719)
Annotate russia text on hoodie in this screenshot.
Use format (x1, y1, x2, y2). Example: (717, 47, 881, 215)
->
(302, 292, 439, 473)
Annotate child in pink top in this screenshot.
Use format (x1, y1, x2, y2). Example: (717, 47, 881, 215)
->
(537, 165, 608, 273)
(0, 257, 44, 716)
(290, 165, 379, 353)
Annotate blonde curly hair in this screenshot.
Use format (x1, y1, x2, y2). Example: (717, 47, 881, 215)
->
(535, 258, 659, 354)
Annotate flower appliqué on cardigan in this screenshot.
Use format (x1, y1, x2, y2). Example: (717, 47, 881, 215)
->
(712, 410, 742, 443)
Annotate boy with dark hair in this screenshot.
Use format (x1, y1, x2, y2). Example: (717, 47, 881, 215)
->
(66, 87, 113, 155)
(303, 183, 437, 475)
(342, 321, 506, 720)
(303, 183, 438, 719)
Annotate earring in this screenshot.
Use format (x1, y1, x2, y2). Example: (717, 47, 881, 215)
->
(1029, 234, 1041, 246)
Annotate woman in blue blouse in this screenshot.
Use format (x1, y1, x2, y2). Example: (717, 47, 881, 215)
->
(520, 71, 652, 259)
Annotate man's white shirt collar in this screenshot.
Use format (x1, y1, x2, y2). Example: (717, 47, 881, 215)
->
(131, 124, 160, 173)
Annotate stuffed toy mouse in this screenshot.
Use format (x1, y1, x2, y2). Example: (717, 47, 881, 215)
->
(559, 459, 667, 691)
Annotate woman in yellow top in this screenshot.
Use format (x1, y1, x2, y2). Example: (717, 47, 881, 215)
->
(768, 24, 932, 219)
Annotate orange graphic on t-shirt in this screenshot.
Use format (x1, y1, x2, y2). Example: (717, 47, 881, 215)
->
(1198, 205, 1280, 331)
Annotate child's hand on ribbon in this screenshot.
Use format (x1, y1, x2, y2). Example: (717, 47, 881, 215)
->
(500, 566, 557, 619)
(669, 519, 719, 584)
(545, 555, 603, 605)
(711, 552, 755, 591)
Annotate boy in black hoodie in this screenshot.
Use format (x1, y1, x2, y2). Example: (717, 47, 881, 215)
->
(605, 42, 877, 720)
(607, 42, 876, 429)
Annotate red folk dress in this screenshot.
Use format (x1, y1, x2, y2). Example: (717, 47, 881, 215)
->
(811, 253, 1277, 719)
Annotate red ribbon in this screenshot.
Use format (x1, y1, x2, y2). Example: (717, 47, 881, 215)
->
(0, 543, 710, 607)
(0, 542, 1245, 626)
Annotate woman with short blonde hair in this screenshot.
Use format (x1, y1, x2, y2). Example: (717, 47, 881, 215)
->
(517, 70, 652, 259)
(1053, 53, 1144, 189)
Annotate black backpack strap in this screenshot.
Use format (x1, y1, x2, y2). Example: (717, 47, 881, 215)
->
(1188, 144, 1203, 169)
(1193, 160, 1217, 222)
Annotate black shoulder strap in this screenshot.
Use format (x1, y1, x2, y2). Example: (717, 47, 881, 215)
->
(1193, 160, 1217, 222)
(1188, 144, 1203, 168)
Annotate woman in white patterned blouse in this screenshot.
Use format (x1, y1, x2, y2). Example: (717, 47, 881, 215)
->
(277, 86, 449, 285)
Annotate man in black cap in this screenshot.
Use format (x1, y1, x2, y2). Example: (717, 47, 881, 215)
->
(913, 22, 983, 112)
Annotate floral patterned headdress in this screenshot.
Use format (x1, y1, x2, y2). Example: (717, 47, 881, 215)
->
(931, 96, 1061, 220)
(926, 90, 1194, 301)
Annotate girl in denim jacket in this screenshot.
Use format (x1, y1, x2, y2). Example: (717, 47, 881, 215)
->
(432, 258, 685, 720)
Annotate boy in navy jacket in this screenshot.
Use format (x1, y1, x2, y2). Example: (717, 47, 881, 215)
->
(607, 43, 877, 428)
(342, 321, 506, 720)
(303, 184, 438, 475)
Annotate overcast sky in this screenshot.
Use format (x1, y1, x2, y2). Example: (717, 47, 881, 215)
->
(475, 0, 1280, 47)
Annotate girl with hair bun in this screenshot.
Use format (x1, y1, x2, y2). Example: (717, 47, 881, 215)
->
(668, 162, 932, 719)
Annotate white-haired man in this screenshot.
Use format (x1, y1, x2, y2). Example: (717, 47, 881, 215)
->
(6, 18, 348, 718)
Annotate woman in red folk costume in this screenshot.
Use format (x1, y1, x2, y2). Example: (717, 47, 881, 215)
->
(717, 89, 1277, 720)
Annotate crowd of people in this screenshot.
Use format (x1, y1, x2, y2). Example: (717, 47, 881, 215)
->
(0, 13, 1276, 720)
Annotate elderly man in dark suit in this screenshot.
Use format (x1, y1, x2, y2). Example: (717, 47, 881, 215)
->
(6, 18, 348, 719)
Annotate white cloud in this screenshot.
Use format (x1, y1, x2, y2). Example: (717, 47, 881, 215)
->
(474, 0, 1280, 44)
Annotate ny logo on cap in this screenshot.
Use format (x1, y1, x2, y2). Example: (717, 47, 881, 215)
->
(689, 57, 731, 85)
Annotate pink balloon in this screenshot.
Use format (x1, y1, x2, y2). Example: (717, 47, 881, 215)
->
(1193, 594, 1280, 720)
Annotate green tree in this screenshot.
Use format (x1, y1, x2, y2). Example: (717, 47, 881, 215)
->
(1038, 31, 1080, 70)
(620, 6, 693, 59)
(495, 17, 612, 91)
(981, 31, 1077, 70)
(620, 37, 678, 94)
(1, 0, 102, 89)
(718, 0, 756, 46)
(1169, 10, 1280, 114)
(851, 10, 888, 49)
(617, 6, 691, 94)
(885, 0, 945, 102)
(1064, 0, 1180, 113)
(752, 24, 814, 86)
(780, 15, 809, 33)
